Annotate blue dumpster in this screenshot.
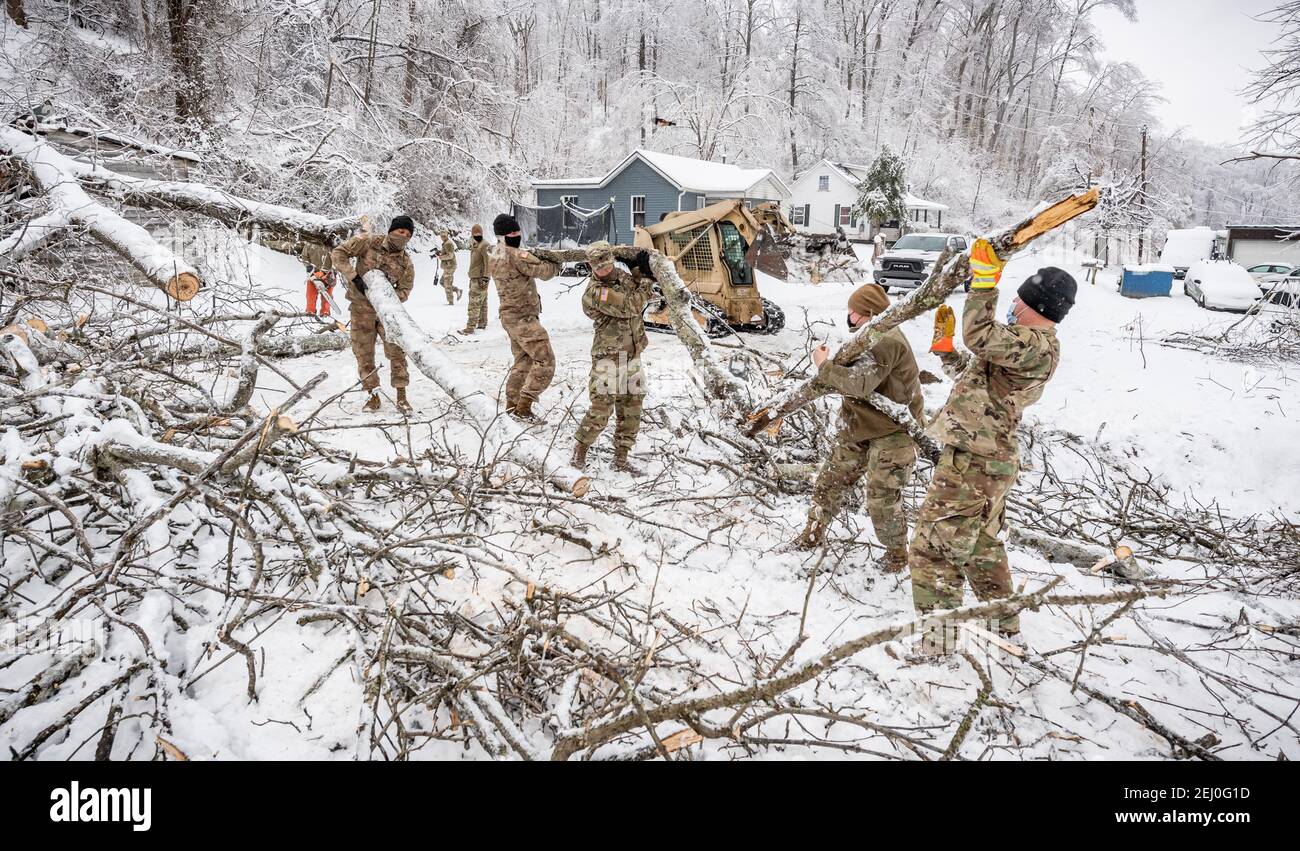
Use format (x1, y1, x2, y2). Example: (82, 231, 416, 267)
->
(1120, 264, 1174, 298)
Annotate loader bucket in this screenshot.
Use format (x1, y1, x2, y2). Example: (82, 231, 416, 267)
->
(745, 227, 788, 281)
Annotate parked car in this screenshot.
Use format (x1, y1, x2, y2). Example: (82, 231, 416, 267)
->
(1246, 262, 1294, 282)
(1253, 264, 1300, 293)
(1183, 260, 1263, 312)
(874, 233, 969, 291)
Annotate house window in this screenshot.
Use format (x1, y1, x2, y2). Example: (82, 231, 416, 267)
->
(560, 195, 578, 206)
(818, 175, 830, 192)
(791, 206, 805, 226)
(697, 196, 708, 210)
(839, 206, 852, 227)
(631, 195, 646, 229)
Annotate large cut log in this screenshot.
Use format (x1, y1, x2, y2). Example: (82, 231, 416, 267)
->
(530, 246, 752, 415)
(746, 188, 1100, 434)
(0, 127, 360, 244)
(0, 127, 201, 300)
(361, 270, 591, 497)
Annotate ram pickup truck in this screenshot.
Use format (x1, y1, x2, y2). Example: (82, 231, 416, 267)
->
(874, 233, 969, 291)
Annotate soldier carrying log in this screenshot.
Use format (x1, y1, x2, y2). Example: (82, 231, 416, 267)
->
(331, 216, 417, 413)
(488, 213, 559, 422)
(796, 283, 923, 573)
(909, 239, 1077, 652)
(571, 241, 654, 475)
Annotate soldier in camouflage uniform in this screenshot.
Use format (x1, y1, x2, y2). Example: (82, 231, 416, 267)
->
(571, 241, 654, 475)
(461, 223, 491, 334)
(910, 239, 1076, 641)
(488, 213, 559, 421)
(331, 216, 417, 413)
(795, 284, 923, 572)
(437, 231, 462, 305)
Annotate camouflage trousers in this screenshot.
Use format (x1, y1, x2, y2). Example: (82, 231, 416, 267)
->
(575, 355, 645, 452)
(466, 277, 490, 329)
(349, 299, 408, 391)
(909, 446, 1020, 633)
(440, 268, 460, 304)
(809, 430, 916, 551)
(502, 315, 555, 406)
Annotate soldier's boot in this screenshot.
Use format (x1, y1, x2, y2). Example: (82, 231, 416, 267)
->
(880, 546, 909, 574)
(793, 518, 826, 551)
(571, 441, 590, 470)
(455, 287, 464, 301)
(459, 325, 476, 335)
(511, 398, 541, 424)
(886, 624, 955, 665)
(363, 391, 381, 413)
(611, 448, 642, 476)
(395, 388, 412, 414)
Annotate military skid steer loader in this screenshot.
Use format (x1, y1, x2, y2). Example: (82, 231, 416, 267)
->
(634, 199, 787, 337)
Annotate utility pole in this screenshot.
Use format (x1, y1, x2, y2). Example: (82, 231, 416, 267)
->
(1137, 124, 1149, 263)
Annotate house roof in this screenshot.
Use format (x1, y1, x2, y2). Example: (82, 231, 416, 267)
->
(797, 158, 949, 211)
(532, 148, 789, 197)
(31, 121, 202, 162)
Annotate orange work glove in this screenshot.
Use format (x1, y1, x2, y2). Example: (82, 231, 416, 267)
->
(931, 304, 955, 353)
(968, 238, 1004, 289)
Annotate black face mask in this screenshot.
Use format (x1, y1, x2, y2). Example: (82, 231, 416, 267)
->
(473, 235, 483, 242)
(846, 312, 856, 330)
(504, 235, 522, 248)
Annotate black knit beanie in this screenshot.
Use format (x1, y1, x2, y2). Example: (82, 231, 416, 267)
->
(389, 215, 415, 233)
(1017, 266, 1077, 323)
(493, 213, 521, 236)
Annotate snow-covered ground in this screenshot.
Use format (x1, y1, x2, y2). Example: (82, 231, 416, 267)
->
(6, 237, 1298, 761)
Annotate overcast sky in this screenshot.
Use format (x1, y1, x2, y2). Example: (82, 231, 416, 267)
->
(1092, 0, 1278, 146)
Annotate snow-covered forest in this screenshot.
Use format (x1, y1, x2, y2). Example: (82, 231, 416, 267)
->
(2, 1, 1299, 764)
(4, 0, 1300, 231)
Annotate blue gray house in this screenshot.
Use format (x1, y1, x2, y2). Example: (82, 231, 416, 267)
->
(531, 149, 791, 244)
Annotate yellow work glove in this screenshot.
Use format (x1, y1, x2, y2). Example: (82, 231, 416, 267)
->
(968, 238, 1004, 289)
(931, 304, 955, 353)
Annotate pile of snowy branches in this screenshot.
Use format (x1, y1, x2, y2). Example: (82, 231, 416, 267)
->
(1, 165, 1296, 760)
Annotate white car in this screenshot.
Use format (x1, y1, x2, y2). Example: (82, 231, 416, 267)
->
(1253, 264, 1300, 293)
(1246, 262, 1295, 283)
(1183, 260, 1263, 312)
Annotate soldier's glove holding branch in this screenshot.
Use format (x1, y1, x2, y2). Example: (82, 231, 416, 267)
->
(930, 304, 955, 353)
(968, 238, 1005, 289)
(351, 274, 367, 295)
(632, 249, 655, 278)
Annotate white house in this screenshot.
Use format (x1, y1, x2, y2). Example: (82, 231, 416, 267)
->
(787, 159, 949, 238)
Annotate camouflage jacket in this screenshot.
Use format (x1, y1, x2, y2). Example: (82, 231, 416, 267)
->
(489, 243, 558, 321)
(815, 327, 924, 443)
(299, 240, 333, 273)
(469, 239, 490, 278)
(438, 237, 457, 270)
(928, 288, 1060, 461)
(331, 234, 415, 303)
(582, 268, 652, 360)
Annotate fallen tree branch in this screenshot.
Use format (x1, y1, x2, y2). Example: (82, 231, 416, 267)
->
(362, 270, 591, 497)
(746, 188, 1101, 432)
(0, 127, 201, 300)
(549, 582, 1146, 760)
